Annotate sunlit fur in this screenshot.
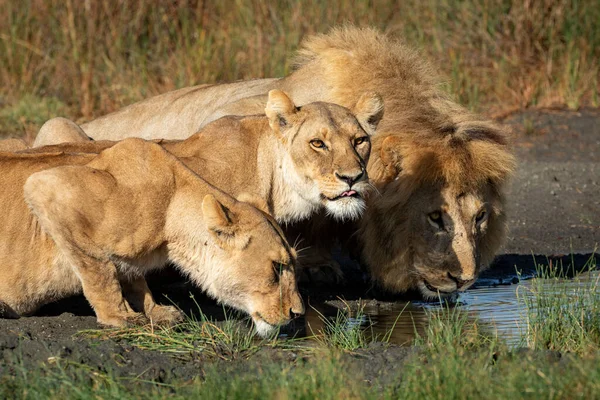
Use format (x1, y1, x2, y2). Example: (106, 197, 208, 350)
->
(288, 27, 515, 296)
(34, 26, 515, 295)
(34, 91, 383, 226)
(0, 139, 304, 335)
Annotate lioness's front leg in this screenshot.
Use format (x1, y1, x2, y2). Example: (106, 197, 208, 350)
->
(121, 275, 184, 326)
(67, 251, 148, 327)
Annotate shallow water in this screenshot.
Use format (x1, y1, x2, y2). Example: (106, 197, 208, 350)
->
(301, 268, 600, 346)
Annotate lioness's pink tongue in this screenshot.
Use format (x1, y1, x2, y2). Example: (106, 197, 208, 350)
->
(342, 190, 357, 197)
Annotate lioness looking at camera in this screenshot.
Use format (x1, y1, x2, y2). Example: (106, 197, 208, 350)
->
(32, 90, 383, 226)
(39, 26, 515, 298)
(0, 139, 303, 337)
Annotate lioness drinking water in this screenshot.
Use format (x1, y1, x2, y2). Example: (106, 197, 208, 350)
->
(0, 139, 303, 337)
(36, 27, 514, 297)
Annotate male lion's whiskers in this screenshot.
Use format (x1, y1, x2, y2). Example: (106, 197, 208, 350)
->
(292, 235, 305, 250)
(366, 182, 381, 197)
(295, 245, 312, 255)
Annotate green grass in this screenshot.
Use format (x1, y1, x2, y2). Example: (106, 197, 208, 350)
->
(519, 251, 600, 354)
(1, 0, 599, 137)
(5, 302, 600, 399)
(413, 303, 498, 352)
(397, 303, 600, 399)
(0, 94, 69, 140)
(308, 300, 406, 351)
(309, 302, 372, 351)
(79, 300, 261, 361)
(4, 346, 600, 400)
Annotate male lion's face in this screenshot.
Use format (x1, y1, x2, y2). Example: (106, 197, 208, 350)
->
(202, 196, 304, 337)
(363, 180, 505, 300)
(265, 90, 384, 221)
(408, 185, 492, 298)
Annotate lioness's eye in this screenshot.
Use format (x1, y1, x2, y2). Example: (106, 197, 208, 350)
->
(475, 209, 487, 224)
(428, 211, 444, 229)
(272, 261, 283, 284)
(354, 136, 369, 146)
(310, 139, 326, 149)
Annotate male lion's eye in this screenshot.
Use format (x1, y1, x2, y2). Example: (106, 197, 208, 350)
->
(428, 211, 444, 229)
(354, 136, 369, 146)
(310, 139, 326, 149)
(475, 209, 487, 224)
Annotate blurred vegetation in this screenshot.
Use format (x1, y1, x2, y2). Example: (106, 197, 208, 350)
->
(1, 0, 599, 138)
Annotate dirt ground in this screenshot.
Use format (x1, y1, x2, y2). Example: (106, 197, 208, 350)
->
(503, 108, 599, 255)
(1, 109, 598, 384)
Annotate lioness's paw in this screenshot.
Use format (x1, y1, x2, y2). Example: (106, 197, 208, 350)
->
(148, 305, 184, 326)
(97, 312, 149, 328)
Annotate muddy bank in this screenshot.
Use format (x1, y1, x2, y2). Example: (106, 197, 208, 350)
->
(0, 310, 414, 384)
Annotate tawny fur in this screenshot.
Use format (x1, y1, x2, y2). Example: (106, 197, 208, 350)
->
(32, 91, 382, 225)
(35, 26, 515, 297)
(0, 139, 303, 336)
(34, 117, 91, 147)
(0, 138, 28, 152)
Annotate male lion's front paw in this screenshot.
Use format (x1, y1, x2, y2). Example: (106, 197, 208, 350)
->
(147, 305, 185, 326)
(97, 311, 149, 328)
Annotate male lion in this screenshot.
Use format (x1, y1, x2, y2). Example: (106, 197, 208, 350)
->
(0, 139, 303, 336)
(36, 27, 515, 298)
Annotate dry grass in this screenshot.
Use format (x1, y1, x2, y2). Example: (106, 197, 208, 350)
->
(1, 0, 598, 138)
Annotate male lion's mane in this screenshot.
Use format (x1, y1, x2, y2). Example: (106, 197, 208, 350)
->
(289, 27, 516, 286)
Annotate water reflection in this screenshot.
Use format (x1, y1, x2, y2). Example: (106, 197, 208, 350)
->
(300, 269, 599, 346)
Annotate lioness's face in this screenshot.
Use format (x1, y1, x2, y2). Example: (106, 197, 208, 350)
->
(266, 90, 383, 221)
(409, 184, 499, 299)
(203, 198, 304, 337)
(290, 103, 373, 220)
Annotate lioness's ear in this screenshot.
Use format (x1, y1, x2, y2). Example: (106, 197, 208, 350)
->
(202, 194, 251, 250)
(354, 92, 384, 135)
(203, 194, 235, 238)
(265, 90, 297, 132)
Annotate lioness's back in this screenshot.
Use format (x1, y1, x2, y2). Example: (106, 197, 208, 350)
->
(0, 152, 96, 259)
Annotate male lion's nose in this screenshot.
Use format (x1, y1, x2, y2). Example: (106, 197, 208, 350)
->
(447, 272, 475, 289)
(335, 170, 364, 187)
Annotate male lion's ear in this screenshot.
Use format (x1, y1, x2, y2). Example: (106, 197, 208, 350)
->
(202, 194, 236, 242)
(353, 92, 384, 135)
(265, 90, 297, 132)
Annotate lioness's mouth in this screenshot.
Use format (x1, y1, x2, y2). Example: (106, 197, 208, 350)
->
(327, 190, 361, 201)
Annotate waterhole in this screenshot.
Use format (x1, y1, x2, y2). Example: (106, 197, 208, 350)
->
(297, 253, 598, 346)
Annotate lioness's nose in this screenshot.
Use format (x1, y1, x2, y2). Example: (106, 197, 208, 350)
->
(335, 170, 364, 187)
(289, 296, 305, 319)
